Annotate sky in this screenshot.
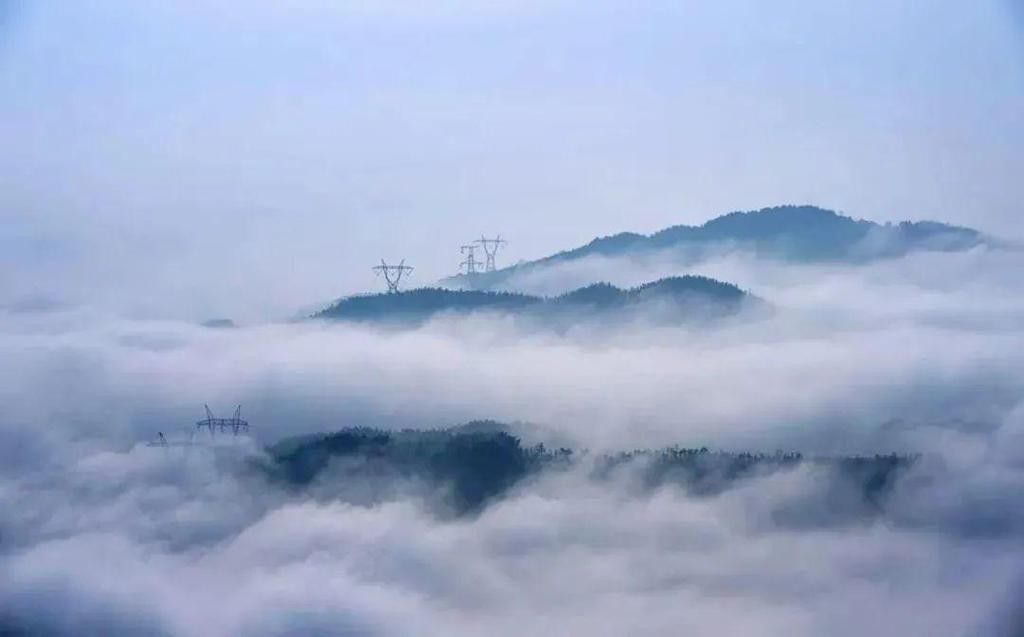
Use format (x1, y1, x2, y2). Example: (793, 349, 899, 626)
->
(2, 0, 1023, 319)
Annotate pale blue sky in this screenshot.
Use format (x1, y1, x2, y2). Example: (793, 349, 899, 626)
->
(2, 0, 1022, 318)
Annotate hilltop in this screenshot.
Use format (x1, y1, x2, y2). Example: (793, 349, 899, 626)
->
(312, 275, 757, 327)
(442, 205, 989, 290)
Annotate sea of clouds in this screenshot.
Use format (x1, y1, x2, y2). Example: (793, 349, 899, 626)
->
(2, 246, 1023, 636)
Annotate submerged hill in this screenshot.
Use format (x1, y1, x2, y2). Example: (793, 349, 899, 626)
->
(442, 205, 990, 290)
(312, 275, 757, 327)
(259, 424, 915, 518)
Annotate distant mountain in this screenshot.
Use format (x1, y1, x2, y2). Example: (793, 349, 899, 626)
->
(442, 205, 990, 290)
(201, 318, 236, 328)
(312, 276, 758, 327)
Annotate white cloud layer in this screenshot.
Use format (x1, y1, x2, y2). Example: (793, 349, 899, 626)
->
(2, 248, 1024, 635)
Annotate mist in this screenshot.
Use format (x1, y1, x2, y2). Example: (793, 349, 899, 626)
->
(4, 248, 1023, 453)
(2, 246, 1024, 635)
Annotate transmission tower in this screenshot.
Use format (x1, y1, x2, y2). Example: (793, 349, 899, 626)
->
(460, 244, 483, 275)
(372, 259, 414, 293)
(196, 404, 250, 437)
(475, 235, 506, 272)
(145, 429, 198, 452)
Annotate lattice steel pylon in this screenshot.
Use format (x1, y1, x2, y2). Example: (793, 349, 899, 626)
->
(475, 235, 506, 272)
(460, 245, 483, 275)
(372, 259, 414, 293)
(196, 404, 250, 437)
(146, 428, 197, 449)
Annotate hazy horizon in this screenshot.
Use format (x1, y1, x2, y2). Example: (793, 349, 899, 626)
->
(3, 0, 1023, 320)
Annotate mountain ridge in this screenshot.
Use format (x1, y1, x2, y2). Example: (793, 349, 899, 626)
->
(442, 205, 990, 290)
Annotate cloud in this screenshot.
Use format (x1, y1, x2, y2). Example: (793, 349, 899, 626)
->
(2, 247, 1024, 635)
(2, 447, 1021, 636)
(3, 248, 1024, 453)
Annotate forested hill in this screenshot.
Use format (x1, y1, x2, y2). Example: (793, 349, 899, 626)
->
(312, 275, 757, 326)
(258, 424, 915, 518)
(442, 205, 990, 290)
